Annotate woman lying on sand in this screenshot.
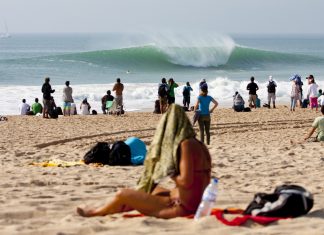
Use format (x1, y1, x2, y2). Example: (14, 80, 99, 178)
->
(77, 104, 211, 219)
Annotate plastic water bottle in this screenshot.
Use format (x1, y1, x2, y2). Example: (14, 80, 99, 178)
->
(194, 178, 218, 220)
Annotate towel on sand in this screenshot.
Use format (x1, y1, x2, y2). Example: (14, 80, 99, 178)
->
(137, 104, 196, 193)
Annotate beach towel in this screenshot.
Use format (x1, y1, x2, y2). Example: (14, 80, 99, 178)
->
(123, 208, 286, 226)
(136, 104, 196, 193)
(30, 159, 86, 167)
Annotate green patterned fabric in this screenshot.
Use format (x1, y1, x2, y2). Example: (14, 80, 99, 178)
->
(137, 104, 195, 193)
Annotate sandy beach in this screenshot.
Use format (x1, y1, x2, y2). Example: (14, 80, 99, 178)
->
(0, 106, 323, 235)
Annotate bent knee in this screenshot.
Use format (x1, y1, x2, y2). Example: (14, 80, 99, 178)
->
(116, 188, 135, 200)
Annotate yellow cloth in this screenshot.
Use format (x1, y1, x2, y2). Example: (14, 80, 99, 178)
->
(30, 159, 86, 167)
(137, 104, 196, 193)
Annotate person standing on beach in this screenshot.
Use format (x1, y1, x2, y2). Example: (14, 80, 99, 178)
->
(41, 77, 55, 118)
(267, 76, 277, 108)
(246, 76, 259, 109)
(113, 78, 124, 109)
(62, 81, 74, 116)
(101, 90, 114, 114)
(167, 78, 178, 105)
(290, 80, 300, 112)
(183, 82, 193, 109)
(77, 105, 212, 219)
(158, 78, 169, 114)
(31, 98, 43, 115)
(19, 99, 30, 115)
(194, 84, 218, 145)
(199, 79, 208, 90)
(306, 75, 319, 111)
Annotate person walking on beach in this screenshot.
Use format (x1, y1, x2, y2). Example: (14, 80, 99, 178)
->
(267, 76, 277, 108)
(194, 84, 218, 145)
(306, 75, 319, 111)
(158, 78, 169, 114)
(31, 98, 43, 115)
(304, 106, 324, 142)
(41, 77, 55, 118)
(101, 90, 114, 114)
(290, 80, 300, 112)
(182, 82, 193, 109)
(167, 78, 178, 105)
(246, 76, 259, 109)
(77, 104, 212, 219)
(19, 99, 30, 115)
(113, 78, 124, 109)
(62, 81, 74, 116)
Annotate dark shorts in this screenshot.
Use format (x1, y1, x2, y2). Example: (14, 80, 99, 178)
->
(168, 96, 175, 104)
(183, 96, 190, 104)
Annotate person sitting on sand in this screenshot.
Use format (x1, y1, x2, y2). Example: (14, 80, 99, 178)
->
(233, 91, 245, 112)
(80, 98, 91, 115)
(77, 104, 212, 219)
(19, 99, 31, 115)
(31, 98, 43, 115)
(101, 90, 114, 114)
(304, 106, 324, 142)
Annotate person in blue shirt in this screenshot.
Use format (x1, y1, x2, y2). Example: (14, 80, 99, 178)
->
(194, 84, 218, 145)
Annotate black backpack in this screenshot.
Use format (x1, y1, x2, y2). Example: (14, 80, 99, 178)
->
(183, 87, 190, 96)
(83, 142, 111, 165)
(268, 81, 276, 93)
(108, 141, 131, 166)
(244, 185, 313, 218)
(158, 84, 167, 97)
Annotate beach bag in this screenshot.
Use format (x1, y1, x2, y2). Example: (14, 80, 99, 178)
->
(48, 108, 58, 119)
(243, 107, 251, 112)
(83, 142, 111, 165)
(108, 141, 132, 166)
(244, 185, 313, 218)
(153, 99, 161, 114)
(56, 106, 63, 115)
(158, 84, 168, 97)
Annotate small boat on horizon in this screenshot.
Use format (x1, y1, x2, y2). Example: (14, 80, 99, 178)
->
(0, 21, 11, 39)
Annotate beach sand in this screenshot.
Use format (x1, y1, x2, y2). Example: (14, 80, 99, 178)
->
(0, 106, 323, 235)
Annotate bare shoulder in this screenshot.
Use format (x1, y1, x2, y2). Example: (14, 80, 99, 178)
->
(181, 138, 201, 152)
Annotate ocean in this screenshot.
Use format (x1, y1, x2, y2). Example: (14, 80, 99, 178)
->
(1, 33, 324, 114)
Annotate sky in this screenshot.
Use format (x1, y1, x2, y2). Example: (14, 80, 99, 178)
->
(0, 0, 324, 34)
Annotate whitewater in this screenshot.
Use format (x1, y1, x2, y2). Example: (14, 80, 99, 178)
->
(1, 33, 324, 114)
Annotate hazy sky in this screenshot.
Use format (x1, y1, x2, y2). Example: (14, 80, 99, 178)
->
(0, 0, 323, 34)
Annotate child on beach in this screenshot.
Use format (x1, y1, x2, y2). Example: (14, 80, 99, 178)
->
(306, 75, 319, 111)
(77, 104, 212, 219)
(304, 106, 324, 142)
(80, 98, 91, 115)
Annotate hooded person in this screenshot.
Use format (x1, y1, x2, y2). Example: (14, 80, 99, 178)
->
(267, 75, 277, 108)
(77, 104, 212, 219)
(233, 91, 245, 112)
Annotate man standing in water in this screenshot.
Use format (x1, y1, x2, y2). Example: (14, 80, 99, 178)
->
(246, 76, 259, 109)
(113, 78, 124, 109)
(41, 77, 55, 118)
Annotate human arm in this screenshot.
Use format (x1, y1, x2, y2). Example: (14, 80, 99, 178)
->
(193, 98, 200, 112)
(172, 140, 194, 189)
(304, 127, 316, 140)
(209, 98, 218, 113)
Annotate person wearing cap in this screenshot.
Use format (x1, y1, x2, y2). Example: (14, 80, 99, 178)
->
(62, 81, 74, 116)
(41, 77, 55, 118)
(267, 76, 277, 108)
(306, 75, 319, 111)
(246, 76, 259, 109)
(194, 83, 218, 145)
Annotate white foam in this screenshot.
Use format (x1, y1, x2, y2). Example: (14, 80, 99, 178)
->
(1, 78, 323, 115)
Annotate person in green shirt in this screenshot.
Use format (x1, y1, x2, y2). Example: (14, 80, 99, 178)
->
(32, 98, 43, 115)
(167, 78, 178, 105)
(304, 105, 324, 141)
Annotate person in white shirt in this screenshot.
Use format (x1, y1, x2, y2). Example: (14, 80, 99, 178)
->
(80, 98, 91, 115)
(19, 99, 31, 115)
(306, 75, 319, 111)
(318, 94, 324, 107)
